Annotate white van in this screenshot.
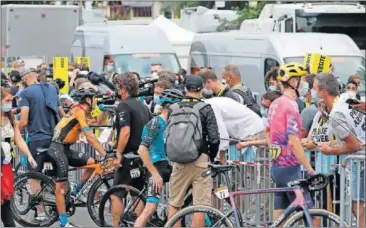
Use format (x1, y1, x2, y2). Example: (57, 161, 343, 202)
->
(70, 25, 181, 77)
(188, 32, 365, 95)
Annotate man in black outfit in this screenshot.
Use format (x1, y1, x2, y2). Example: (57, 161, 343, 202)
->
(110, 72, 152, 227)
(198, 68, 240, 102)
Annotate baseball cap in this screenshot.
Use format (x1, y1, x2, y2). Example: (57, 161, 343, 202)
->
(20, 68, 37, 77)
(185, 75, 203, 92)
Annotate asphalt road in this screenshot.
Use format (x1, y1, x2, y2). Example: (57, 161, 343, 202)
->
(15, 207, 97, 227)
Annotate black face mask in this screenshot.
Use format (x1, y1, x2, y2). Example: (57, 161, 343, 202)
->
(22, 81, 28, 88)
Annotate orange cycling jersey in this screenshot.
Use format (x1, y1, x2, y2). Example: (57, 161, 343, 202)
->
(53, 106, 90, 144)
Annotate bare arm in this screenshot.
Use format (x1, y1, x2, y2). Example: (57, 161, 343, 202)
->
(289, 135, 314, 173)
(84, 130, 106, 156)
(19, 107, 29, 133)
(138, 145, 159, 175)
(117, 126, 130, 157)
(13, 121, 33, 158)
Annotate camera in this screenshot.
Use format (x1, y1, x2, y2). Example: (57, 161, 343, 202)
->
(55, 78, 66, 90)
(346, 98, 361, 106)
(138, 78, 158, 97)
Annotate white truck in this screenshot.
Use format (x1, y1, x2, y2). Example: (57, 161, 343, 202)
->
(1, 4, 81, 68)
(240, 2, 366, 52)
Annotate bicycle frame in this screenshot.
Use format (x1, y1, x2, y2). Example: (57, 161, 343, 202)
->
(226, 186, 313, 227)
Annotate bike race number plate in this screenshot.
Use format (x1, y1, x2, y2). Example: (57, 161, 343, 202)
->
(269, 144, 282, 161)
(130, 168, 141, 179)
(215, 186, 229, 199)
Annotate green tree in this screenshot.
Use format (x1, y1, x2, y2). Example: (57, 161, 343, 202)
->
(216, 1, 274, 32)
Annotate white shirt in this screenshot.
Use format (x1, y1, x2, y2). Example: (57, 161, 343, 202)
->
(204, 97, 265, 151)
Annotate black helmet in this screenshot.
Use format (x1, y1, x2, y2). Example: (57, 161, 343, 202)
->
(158, 89, 184, 105)
(72, 87, 98, 102)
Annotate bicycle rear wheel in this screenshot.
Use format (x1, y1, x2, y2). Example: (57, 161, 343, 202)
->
(283, 208, 349, 227)
(98, 184, 146, 227)
(164, 205, 234, 227)
(10, 172, 58, 227)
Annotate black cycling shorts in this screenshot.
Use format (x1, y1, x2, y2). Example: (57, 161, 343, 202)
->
(46, 142, 90, 182)
(146, 160, 172, 204)
(113, 154, 146, 198)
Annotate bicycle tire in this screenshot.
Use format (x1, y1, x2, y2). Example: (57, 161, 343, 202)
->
(283, 208, 349, 227)
(99, 184, 146, 227)
(87, 172, 114, 226)
(164, 205, 234, 227)
(10, 172, 58, 227)
(14, 162, 26, 177)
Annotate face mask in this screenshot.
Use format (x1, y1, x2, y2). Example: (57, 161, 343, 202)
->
(68, 71, 73, 78)
(260, 107, 268, 118)
(311, 89, 318, 104)
(153, 95, 160, 103)
(268, 85, 277, 91)
(106, 66, 114, 73)
(151, 72, 159, 79)
(2, 103, 12, 112)
(347, 91, 357, 99)
(299, 82, 309, 97)
(19, 67, 25, 74)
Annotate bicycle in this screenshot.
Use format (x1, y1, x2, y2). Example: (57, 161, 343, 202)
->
(164, 169, 349, 227)
(98, 158, 238, 227)
(10, 148, 116, 227)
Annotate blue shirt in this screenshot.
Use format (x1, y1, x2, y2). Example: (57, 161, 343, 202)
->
(140, 115, 168, 163)
(19, 83, 60, 142)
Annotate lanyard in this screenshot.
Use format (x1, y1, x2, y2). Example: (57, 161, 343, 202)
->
(232, 83, 242, 90)
(217, 87, 225, 97)
(182, 98, 200, 102)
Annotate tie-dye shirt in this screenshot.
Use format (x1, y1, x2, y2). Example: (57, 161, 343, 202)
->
(267, 95, 301, 167)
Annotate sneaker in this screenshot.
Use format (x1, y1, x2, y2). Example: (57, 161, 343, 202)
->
(61, 222, 78, 227)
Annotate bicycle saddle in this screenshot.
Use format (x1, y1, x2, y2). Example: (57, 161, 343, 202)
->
(209, 164, 236, 173)
(124, 153, 141, 160)
(36, 148, 49, 153)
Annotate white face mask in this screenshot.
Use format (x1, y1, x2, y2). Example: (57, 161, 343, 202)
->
(151, 72, 159, 79)
(347, 91, 357, 99)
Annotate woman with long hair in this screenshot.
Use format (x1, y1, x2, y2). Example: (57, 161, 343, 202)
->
(1, 86, 38, 227)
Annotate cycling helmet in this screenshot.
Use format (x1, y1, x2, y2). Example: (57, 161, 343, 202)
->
(72, 87, 98, 103)
(159, 89, 184, 105)
(277, 62, 308, 82)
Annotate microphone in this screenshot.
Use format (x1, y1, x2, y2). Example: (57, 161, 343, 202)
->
(98, 104, 117, 112)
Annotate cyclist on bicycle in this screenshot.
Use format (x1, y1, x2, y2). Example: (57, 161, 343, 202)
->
(267, 63, 315, 222)
(134, 89, 183, 227)
(50, 85, 107, 227)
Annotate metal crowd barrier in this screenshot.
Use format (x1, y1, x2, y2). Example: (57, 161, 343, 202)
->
(13, 134, 365, 227)
(340, 155, 365, 227)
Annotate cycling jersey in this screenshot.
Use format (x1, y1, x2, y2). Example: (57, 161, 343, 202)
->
(53, 106, 90, 144)
(140, 115, 168, 163)
(267, 95, 301, 167)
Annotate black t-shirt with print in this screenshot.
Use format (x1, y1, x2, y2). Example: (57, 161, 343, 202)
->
(114, 97, 151, 154)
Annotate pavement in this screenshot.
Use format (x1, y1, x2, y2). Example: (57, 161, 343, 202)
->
(15, 208, 98, 227)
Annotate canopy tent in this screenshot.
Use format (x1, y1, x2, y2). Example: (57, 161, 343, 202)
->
(149, 15, 195, 44)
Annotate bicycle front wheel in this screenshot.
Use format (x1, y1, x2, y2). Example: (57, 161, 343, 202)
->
(164, 205, 234, 227)
(98, 184, 146, 227)
(87, 172, 114, 226)
(283, 208, 349, 227)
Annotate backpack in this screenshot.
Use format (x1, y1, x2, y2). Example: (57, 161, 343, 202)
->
(165, 101, 208, 163)
(232, 87, 262, 117)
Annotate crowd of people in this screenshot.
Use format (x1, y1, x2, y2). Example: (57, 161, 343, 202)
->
(1, 58, 365, 227)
